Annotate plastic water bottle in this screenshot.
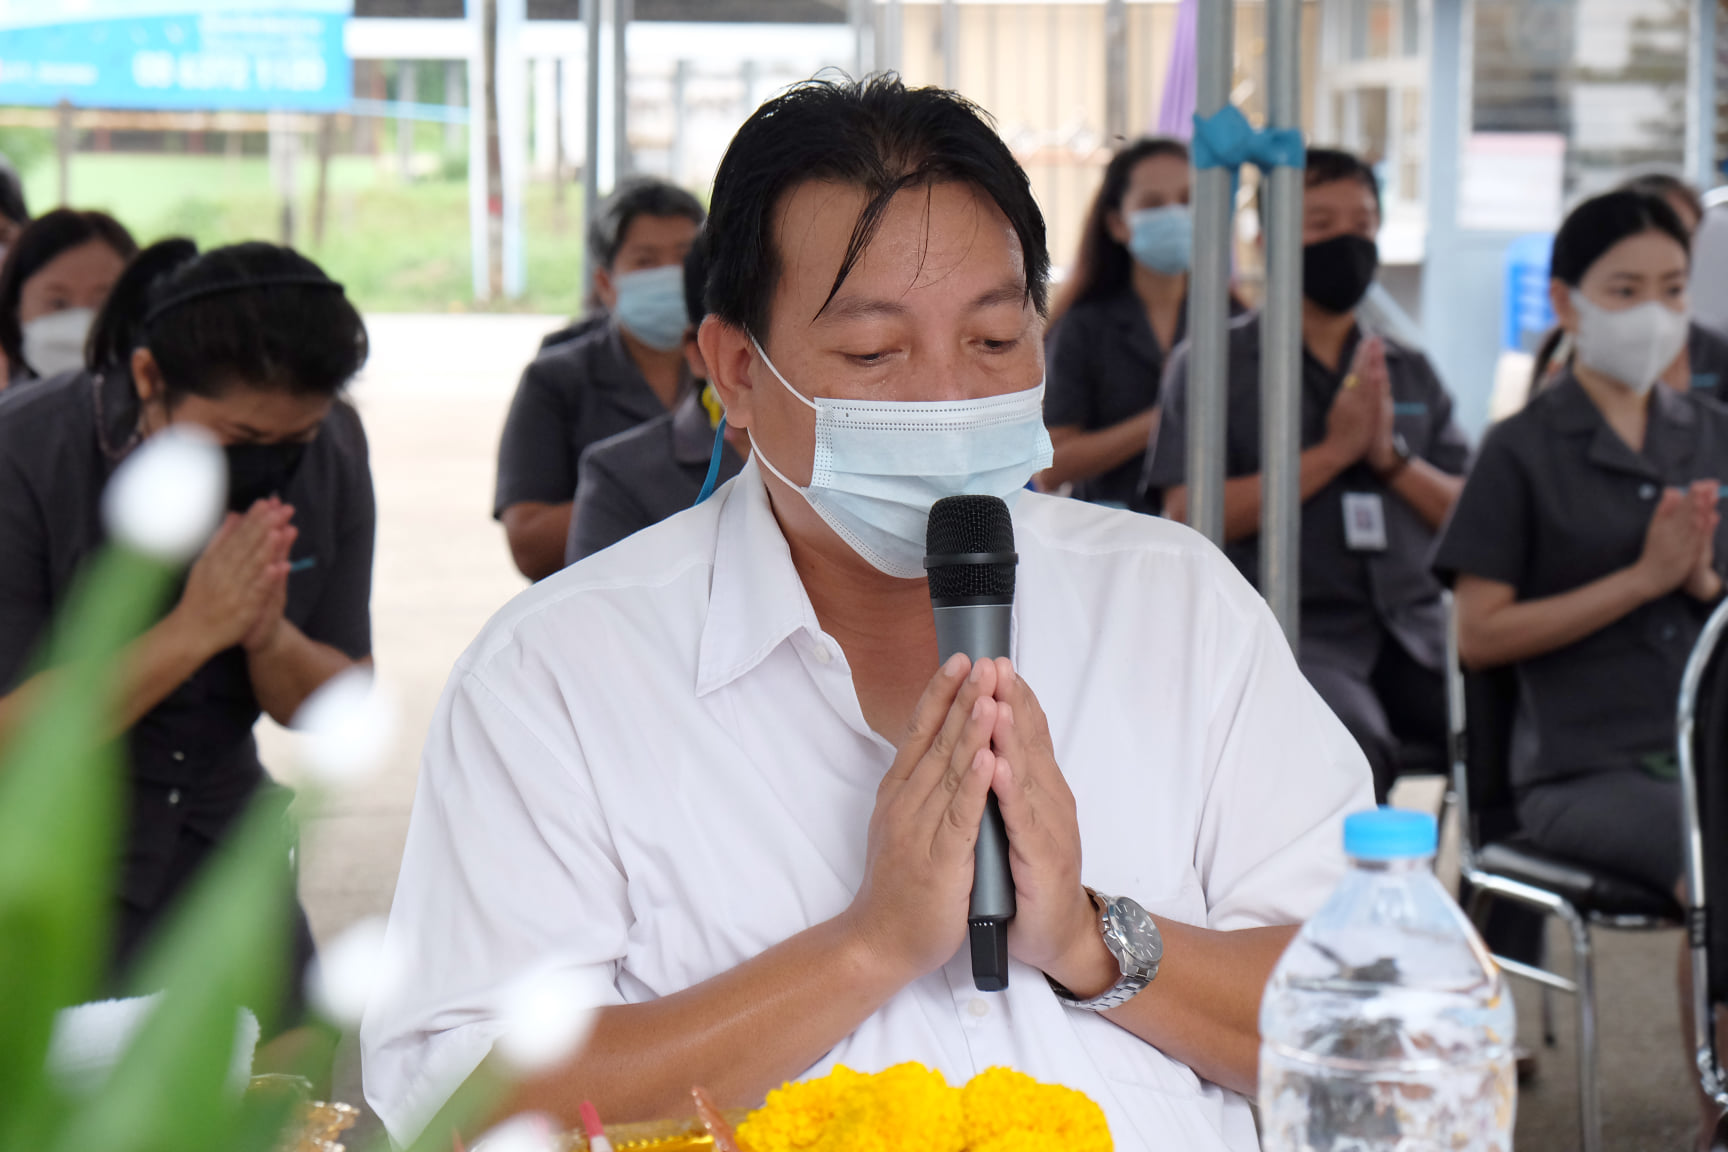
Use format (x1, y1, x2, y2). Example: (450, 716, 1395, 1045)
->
(1259, 808, 1516, 1152)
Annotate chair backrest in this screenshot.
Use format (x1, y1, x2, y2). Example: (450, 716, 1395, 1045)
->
(1682, 605, 1728, 1008)
(1452, 664, 1522, 855)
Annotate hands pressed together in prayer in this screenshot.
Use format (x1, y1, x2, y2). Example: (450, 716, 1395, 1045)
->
(845, 653, 1112, 999)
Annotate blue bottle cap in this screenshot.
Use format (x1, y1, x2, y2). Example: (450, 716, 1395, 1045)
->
(1343, 807, 1438, 860)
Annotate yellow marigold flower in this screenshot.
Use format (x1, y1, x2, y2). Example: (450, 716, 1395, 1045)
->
(961, 1067, 1112, 1152)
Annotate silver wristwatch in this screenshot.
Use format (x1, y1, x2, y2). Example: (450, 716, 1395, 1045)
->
(1047, 889, 1162, 1012)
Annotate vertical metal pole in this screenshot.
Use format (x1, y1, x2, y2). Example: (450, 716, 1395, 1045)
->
(582, 0, 603, 305)
(670, 59, 689, 186)
(1186, 0, 1232, 546)
(467, 0, 490, 300)
(55, 99, 73, 206)
(1687, 0, 1718, 191)
(613, 0, 630, 181)
(397, 60, 416, 181)
(941, 0, 959, 89)
(850, 0, 873, 78)
(1260, 0, 1304, 646)
(1105, 0, 1127, 143)
(445, 60, 464, 152)
(499, 0, 526, 299)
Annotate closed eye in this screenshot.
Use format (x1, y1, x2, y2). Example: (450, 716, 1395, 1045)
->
(981, 337, 1021, 353)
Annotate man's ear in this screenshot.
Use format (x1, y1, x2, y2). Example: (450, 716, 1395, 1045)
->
(594, 265, 619, 312)
(699, 317, 758, 430)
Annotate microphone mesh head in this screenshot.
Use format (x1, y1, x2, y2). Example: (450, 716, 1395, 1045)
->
(925, 495, 1016, 600)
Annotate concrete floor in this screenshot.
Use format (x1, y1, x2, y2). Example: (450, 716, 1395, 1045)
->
(283, 315, 1708, 1149)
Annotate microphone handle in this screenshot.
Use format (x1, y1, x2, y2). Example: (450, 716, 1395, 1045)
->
(933, 601, 1016, 992)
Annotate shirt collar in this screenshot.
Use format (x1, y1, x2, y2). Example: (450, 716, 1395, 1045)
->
(696, 456, 823, 696)
(1543, 370, 1696, 479)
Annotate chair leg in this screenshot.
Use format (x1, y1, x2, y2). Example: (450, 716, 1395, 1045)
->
(1568, 912, 1602, 1152)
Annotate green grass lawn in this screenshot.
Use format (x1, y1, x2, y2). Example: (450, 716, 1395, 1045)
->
(22, 152, 587, 316)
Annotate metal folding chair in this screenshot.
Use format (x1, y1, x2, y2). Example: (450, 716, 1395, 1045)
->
(1445, 596, 1683, 1152)
(1677, 598, 1728, 1143)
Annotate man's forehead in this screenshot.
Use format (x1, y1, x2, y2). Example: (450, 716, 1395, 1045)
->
(771, 178, 1024, 310)
(1304, 178, 1377, 213)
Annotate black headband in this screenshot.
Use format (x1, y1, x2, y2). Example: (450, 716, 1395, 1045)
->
(144, 275, 346, 328)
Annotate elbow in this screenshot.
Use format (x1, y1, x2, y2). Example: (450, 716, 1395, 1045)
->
(1455, 623, 1504, 672)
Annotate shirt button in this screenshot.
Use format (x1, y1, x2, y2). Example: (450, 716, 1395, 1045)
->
(171, 750, 186, 762)
(167, 789, 181, 806)
(1640, 483, 1658, 500)
(967, 998, 991, 1018)
(812, 644, 833, 666)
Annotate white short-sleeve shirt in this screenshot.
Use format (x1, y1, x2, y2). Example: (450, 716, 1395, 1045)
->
(361, 458, 1372, 1150)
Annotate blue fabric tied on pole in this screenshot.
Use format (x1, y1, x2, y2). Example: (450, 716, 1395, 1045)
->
(1191, 105, 1306, 205)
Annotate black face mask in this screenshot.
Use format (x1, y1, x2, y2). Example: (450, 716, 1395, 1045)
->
(1302, 233, 1380, 315)
(224, 441, 309, 512)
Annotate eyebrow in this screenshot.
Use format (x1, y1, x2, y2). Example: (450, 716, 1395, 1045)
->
(232, 419, 322, 441)
(816, 279, 1029, 325)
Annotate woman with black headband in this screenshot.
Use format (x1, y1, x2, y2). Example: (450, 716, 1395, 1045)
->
(0, 238, 375, 1024)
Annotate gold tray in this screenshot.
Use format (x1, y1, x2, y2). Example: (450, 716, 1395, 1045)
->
(565, 1108, 750, 1151)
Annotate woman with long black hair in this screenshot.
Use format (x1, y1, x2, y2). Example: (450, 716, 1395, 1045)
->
(0, 238, 375, 1017)
(1041, 137, 1240, 508)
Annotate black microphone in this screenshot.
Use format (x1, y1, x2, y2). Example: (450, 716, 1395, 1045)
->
(924, 494, 1017, 992)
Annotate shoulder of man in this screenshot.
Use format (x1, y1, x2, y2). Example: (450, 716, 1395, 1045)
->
(523, 322, 625, 390)
(578, 410, 677, 481)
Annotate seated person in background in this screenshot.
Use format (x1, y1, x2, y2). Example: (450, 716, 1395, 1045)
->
(1145, 148, 1471, 802)
(1433, 189, 1728, 1148)
(1040, 137, 1241, 509)
(493, 177, 705, 581)
(0, 208, 135, 389)
(565, 234, 748, 564)
(362, 76, 1371, 1151)
(1621, 173, 1728, 400)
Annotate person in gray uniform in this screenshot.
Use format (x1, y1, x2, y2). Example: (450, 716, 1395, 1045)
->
(494, 177, 705, 581)
(1434, 189, 1728, 1140)
(564, 236, 747, 564)
(1143, 148, 1471, 800)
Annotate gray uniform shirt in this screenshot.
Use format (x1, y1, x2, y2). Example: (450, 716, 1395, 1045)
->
(493, 320, 684, 518)
(1433, 373, 1728, 788)
(1144, 313, 1472, 675)
(0, 368, 375, 909)
(565, 387, 745, 565)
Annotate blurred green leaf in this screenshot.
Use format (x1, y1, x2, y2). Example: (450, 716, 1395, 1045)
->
(48, 789, 299, 1152)
(0, 547, 176, 1148)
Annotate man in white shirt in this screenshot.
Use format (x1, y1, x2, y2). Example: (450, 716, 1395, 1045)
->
(362, 76, 1371, 1151)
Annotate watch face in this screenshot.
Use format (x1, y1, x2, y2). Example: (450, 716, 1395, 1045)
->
(1111, 899, 1163, 965)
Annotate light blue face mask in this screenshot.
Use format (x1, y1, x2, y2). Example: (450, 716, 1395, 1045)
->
(613, 264, 690, 352)
(746, 337, 1054, 578)
(1127, 204, 1193, 275)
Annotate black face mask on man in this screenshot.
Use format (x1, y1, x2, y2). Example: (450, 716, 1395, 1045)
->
(1302, 233, 1380, 315)
(224, 440, 310, 513)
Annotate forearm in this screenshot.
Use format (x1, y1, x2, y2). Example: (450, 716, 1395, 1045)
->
(1460, 567, 1656, 669)
(502, 502, 574, 582)
(1167, 442, 1351, 542)
(245, 620, 363, 726)
(1385, 459, 1463, 531)
(1041, 412, 1158, 489)
(0, 610, 215, 747)
(498, 914, 903, 1127)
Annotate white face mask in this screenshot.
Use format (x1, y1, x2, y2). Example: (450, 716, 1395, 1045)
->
(747, 336, 1054, 578)
(1569, 289, 1690, 396)
(20, 307, 94, 379)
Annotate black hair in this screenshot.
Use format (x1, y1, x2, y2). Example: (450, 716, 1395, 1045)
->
(0, 155, 27, 227)
(683, 230, 710, 330)
(1528, 188, 1692, 392)
(0, 208, 136, 377)
(588, 176, 706, 273)
(1255, 146, 1381, 231)
(1050, 136, 1190, 326)
(1621, 172, 1703, 232)
(89, 239, 367, 401)
(704, 74, 1050, 341)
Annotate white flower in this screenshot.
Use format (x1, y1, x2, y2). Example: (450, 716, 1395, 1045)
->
(291, 667, 397, 789)
(493, 965, 604, 1074)
(469, 1112, 562, 1152)
(101, 425, 225, 563)
(304, 916, 401, 1029)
